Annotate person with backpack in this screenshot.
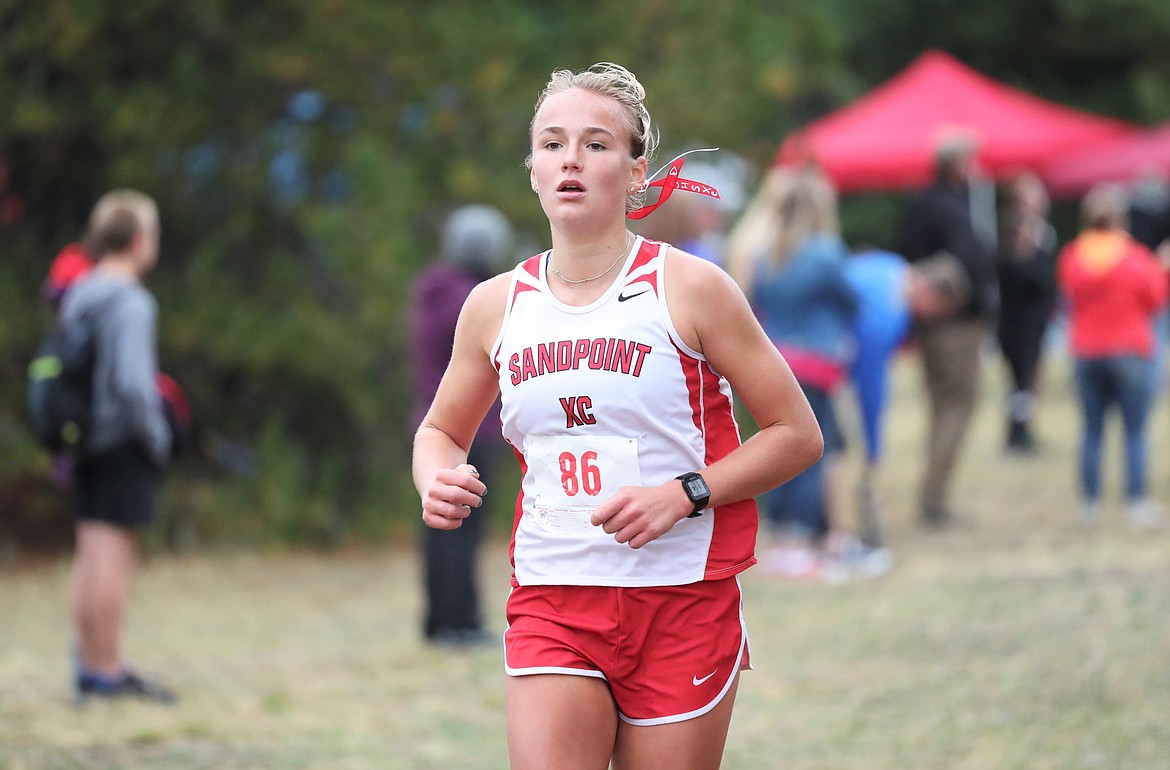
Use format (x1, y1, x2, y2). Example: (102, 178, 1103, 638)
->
(59, 189, 175, 704)
(26, 242, 94, 488)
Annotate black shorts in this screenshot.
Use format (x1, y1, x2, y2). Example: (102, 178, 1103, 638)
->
(73, 443, 161, 529)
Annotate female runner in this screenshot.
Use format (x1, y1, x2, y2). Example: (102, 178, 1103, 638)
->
(413, 62, 823, 770)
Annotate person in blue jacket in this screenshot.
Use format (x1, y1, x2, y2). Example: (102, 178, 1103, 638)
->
(727, 166, 857, 576)
(844, 249, 970, 545)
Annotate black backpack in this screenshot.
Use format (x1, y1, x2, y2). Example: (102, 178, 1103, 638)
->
(27, 310, 101, 454)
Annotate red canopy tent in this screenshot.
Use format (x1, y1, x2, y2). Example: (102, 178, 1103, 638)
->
(1042, 121, 1170, 198)
(776, 50, 1136, 193)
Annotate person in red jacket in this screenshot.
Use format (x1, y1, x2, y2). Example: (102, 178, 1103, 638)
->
(1057, 183, 1169, 528)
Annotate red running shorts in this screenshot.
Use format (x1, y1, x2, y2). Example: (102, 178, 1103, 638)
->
(503, 577, 751, 725)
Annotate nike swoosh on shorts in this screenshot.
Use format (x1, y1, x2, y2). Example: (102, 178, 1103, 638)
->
(692, 670, 717, 686)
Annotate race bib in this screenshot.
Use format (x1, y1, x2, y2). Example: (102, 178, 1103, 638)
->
(525, 434, 642, 533)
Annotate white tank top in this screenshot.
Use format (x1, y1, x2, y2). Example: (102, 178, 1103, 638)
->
(491, 236, 758, 587)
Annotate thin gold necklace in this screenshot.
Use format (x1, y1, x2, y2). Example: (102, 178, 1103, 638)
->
(549, 232, 633, 285)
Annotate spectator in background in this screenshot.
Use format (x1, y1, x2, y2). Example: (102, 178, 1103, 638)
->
(995, 173, 1058, 454)
(896, 135, 998, 527)
(41, 241, 192, 490)
(726, 165, 859, 578)
(63, 189, 175, 704)
(678, 194, 731, 267)
(1125, 171, 1170, 399)
(408, 204, 513, 647)
(1057, 183, 1168, 529)
(724, 166, 790, 290)
(844, 249, 970, 550)
(1126, 170, 1170, 255)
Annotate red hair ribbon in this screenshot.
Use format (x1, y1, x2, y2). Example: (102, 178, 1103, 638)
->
(627, 148, 721, 220)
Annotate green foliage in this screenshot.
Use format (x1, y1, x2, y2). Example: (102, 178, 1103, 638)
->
(827, 0, 1170, 121)
(2, 1, 1169, 546)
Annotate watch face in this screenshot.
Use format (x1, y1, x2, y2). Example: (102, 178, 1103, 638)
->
(684, 476, 709, 499)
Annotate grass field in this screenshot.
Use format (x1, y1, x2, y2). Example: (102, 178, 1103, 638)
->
(2, 350, 1169, 770)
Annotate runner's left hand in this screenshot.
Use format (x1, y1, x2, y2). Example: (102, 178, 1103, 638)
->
(590, 483, 692, 549)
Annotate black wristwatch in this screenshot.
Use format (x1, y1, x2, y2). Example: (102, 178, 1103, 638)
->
(675, 472, 711, 518)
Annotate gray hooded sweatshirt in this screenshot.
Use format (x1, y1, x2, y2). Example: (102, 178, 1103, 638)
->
(59, 270, 171, 466)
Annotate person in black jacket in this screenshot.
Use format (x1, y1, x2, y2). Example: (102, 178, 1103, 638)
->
(896, 136, 997, 526)
(996, 173, 1058, 453)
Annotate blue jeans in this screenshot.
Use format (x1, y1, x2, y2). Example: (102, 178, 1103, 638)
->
(1074, 355, 1157, 501)
(1152, 309, 1169, 396)
(763, 385, 841, 538)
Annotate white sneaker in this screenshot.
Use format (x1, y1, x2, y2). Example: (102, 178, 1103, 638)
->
(1125, 498, 1165, 530)
(761, 544, 823, 580)
(822, 534, 893, 583)
(1079, 500, 1102, 528)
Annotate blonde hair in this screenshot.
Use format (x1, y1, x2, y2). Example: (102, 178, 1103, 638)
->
(527, 62, 659, 213)
(769, 166, 838, 266)
(723, 165, 839, 293)
(86, 189, 158, 258)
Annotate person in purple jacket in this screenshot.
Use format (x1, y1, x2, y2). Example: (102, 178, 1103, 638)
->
(408, 204, 513, 647)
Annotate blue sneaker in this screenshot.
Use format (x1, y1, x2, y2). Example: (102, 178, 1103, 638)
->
(76, 670, 177, 705)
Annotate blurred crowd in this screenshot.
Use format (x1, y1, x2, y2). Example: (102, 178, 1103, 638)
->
(641, 140, 1170, 582)
(35, 143, 1169, 711)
